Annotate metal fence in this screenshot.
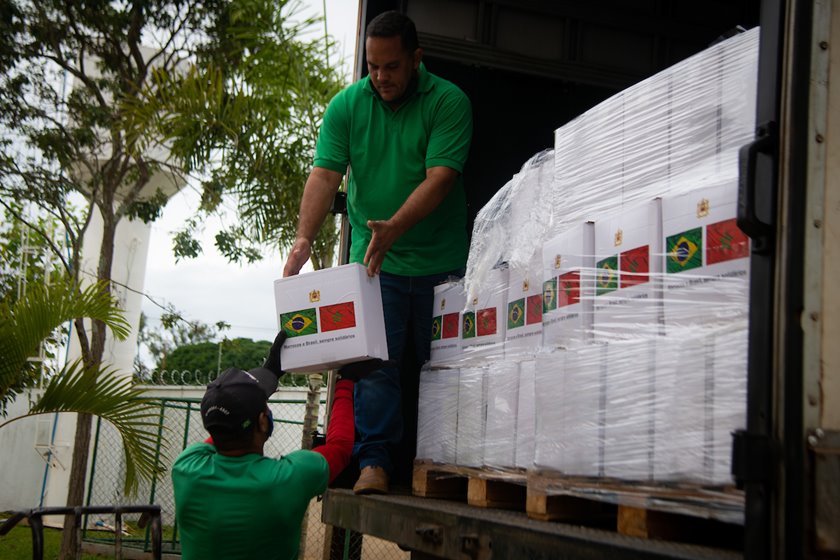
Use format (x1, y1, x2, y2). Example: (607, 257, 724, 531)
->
(82, 392, 408, 559)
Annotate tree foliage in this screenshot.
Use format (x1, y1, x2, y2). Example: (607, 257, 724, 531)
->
(0, 278, 165, 496)
(0, 0, 345, 554)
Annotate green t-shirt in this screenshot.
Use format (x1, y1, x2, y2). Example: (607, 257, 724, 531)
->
(172, 443, 328, 560)
(314, 63, 472, 276)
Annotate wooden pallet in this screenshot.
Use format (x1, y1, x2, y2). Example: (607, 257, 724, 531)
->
(526, 470, 745, 548)
(412, 461, 527, 510)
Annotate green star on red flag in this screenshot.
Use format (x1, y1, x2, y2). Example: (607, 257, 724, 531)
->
(477, 308, 497, 336)
(442, 312, 459, 339)
(620, 245, 650, 288)
(526, 294, 543, 325)
(558, 271, 580, 307)
(706, 218, 749, 264)
(319, 302, 356, 332)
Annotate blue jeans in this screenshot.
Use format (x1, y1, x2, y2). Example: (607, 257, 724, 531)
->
(353, 269, 463, 475)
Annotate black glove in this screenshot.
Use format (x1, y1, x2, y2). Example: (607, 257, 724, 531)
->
(336, 358, 396, 383)
(262, 331, 288, 377)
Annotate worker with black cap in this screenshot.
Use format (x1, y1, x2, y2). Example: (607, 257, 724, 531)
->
(172, 332, 390, 560)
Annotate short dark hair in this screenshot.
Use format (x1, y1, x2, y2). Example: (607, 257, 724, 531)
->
(365, 11, 419, 52)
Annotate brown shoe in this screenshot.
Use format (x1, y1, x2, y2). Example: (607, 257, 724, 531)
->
(353, 466, 389, 495)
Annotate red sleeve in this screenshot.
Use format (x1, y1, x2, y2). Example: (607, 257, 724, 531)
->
(312, 379, 354, 483)
(204, 436, 214, 445)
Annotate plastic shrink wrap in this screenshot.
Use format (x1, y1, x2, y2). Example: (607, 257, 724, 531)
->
(415, 28, 757, 493)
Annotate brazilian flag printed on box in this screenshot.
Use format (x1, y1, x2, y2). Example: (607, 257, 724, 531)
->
(462, 311, 476, 339)
(281, 308, 318, 337)
(596, 256, 618, 295)
(543, 278, 557, 313)
(667, 227, 703, 273)
(507, 298, 525, 329)
(431, 316, 442, 341)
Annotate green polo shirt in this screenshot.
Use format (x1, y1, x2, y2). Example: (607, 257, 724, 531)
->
(314, 63, 472, 276)
(172, 443, 328, 560)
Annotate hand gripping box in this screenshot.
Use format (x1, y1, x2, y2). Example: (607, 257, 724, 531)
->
(429, 280, 467, 367)
(273, 263, 388, 372)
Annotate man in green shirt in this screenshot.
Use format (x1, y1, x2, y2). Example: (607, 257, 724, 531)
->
(283, 11, 472, 494)
(172, 333, 390, 559)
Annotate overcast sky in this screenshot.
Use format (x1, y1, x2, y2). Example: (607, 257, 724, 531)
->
(140, 0, 359, 343)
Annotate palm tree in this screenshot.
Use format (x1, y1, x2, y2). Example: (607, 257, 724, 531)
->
(0, 279, 166, 496)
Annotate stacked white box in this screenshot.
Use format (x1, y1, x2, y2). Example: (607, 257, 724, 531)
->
(429, 280, 467, 367)
(592, 199, 663, 342)
(541, 222, 595, 349)
(535, 344, 606, 476)
(273, 263, 388, 372)
(455, 366, 487, 468)
(514, 360, 536, 470)
(656, 183, 749, 485)
(417, 367, 460, 464)
(484, 361, 519, 468)
(662, 182, 750, 328)
(603, 339, 655, 480)
(461, 267, 508, 364)
(533, 350, 567, 472)
(709, 321, 748, 484)
(654, 324, 747, 485)
(504, 266, 544, 359)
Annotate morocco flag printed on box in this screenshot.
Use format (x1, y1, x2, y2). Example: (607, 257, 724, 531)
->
(281, 308, 318, 337)
(558, 271, 580, 307)
(442, 313, 459, 339)
(706, 218, 749, 264)
(666, 227, 702, 273)
(526, 294, 543, 325)
(477, 308, 497, 337)
(620, 245, 650, 288)
(319, 302, 356, 333)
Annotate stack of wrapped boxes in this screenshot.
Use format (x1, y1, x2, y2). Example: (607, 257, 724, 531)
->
(418, 27, 758, 488)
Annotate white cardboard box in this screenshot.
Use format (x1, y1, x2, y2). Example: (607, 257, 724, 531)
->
(429, 280, 467, 367)
(504, 267, 544, 359)
(417, 367, 460, 464)
(455, 366, 487, 467)
(593, 199, 663, 342)
(273, 263, 387, 372)
(484, 361, 519, 468)
(603, 339, 655, 480)
(662, 182, 750, 329)
(541, 222, 595, 349)
(461, 267, 509, 364)
(515, 360, 536, 469)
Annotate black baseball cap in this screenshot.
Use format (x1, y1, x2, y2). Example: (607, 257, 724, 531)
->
(200, 366, 279, 433)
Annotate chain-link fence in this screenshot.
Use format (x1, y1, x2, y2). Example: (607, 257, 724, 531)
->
(82, 389, 408, 559)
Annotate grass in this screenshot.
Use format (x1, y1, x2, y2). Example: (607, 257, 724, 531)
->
(0, 524, 127, 559)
